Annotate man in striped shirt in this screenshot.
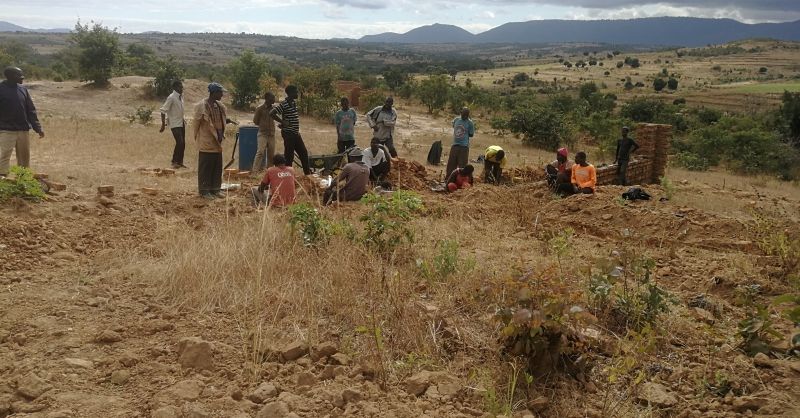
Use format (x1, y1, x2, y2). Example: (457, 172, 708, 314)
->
(270, 85, 311, 175)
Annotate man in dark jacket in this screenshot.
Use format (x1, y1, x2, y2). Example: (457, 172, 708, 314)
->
(0, 67, 44, 176)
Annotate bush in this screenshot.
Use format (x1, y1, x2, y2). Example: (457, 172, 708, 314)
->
(667, 77, 679, 90)
(673, 151, 710, 171)
(127, 106, 153, 125)
(0, 166, 45, 202)
(509, 104, 573, 150)
(150, 57, 184, 98)
(70, 21, 121, 86)
(229, 50, 269, 109)
(653, 78, 667, 92)
(620, 97, 665, 122)
(416, 74, 450, 113)
(360, 191, 424, 257)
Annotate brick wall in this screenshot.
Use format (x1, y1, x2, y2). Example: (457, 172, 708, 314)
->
(595, 123, 672, 186)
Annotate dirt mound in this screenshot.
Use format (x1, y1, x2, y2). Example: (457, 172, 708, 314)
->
(390, 158, 432, 192)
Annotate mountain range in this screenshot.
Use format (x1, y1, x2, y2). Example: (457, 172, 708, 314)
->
(359, 18, 800, 47)
(0, 21, 70, 33)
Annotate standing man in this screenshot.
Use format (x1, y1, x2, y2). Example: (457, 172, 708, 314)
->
(614, 126, 639, 186)
(192, 82, 234, 199)
(445, 107, 475, 177)
(0, 66, 44, 177)
(159, 80, 186, 169)
(367, 96, 398, 158)
(323, 147, 370, 205)
(271, 85, 311, 175)
(252, 92, 276, 173)
(483, 145, 506, 185)
(334, 97, 357, 153)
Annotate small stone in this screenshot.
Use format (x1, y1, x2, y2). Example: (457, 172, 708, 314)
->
(281, 341, 308, 362)
(110, 370, 131, 385)
(247, 382, 278, 404)
(231, 389, 244, 401)
(320, 365, 347, 380)
(97, 195, 114, 207)
(753, 353, 774, 368)
(64, 357, 94, 369)
(690, 307, 716, 325)
(732, 396, 768, 412)
(151, 406, 181, 418)
(177, 336, 214, 371)
(256, 401, 290, 418)
(296, 372, 317, 387)
(169, 379, 205, 401)
(404, 371, 456, 396)
(118, 352, 139, 367)
(330, 353, 351, 366)
(311, 341, 338, 361)
(601, 214, 613, 221)
(341, 388, 363, 403)
(636, 382, 678, 408)
(16, 373, 52, 400)
(183, 404, 211, 418)
(95, 329, 123, 343)
(527, 396, 549, 412)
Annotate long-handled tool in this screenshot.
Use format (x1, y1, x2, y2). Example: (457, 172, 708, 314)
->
(224, 132, 239, 170)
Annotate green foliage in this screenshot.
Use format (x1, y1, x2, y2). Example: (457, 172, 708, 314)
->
(509, 104, 573, 150)
(772, 293, 800, 354)
(667, 77, 679, 90)
(360, 191, 424, 256)
(416, 239, 474, 282)
(778, 91, 800, 148)
(288, 203, 333, 247)
(70, 21, 121, 86)
(738, 304, 781, 356)
(292, 65, 342, 118)
(150, 57, 185, 98)
(624, 57, 640, 68)
(653, 78, 666, 92)
(416, 75, 450, 113)
(127, 106, 153, 125)
(750, 209, 800, 283)
(122, 42, 156, 75)
(659, 176, 676, 200)
(673, 151, 710, 171)
(381, 67, 409, 91)
(229, 50, 269, 109)
(360, 89, 388, 113)
(0, 166, 45, 202)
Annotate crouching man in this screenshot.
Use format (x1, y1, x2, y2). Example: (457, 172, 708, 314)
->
(251, 154, 296, 208)
(323, 147, 370, 205)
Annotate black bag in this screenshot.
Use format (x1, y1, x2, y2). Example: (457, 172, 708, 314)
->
(427, 140, 443, 165)
(622, 187, 651, 201)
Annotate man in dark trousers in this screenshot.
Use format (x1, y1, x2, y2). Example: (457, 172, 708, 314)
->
(159, 80, 186, 169)
(367, 96, 398, 158)
(323, 147, 370, 205)
(614, 126, 639, 186)
(445, 107, 475, 178)
(0, 66, 44, 177)
(192, 82, 235, 199)
(271, 85, 311, 175)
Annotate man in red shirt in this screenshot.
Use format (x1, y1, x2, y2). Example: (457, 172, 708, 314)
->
(446, 164, 474, 192)
(251, 154, 296, 208)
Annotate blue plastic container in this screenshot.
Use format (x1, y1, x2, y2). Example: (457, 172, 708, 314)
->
(237, 125, 261, 171)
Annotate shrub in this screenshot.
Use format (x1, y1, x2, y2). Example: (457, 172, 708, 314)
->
(620, 97, 665, 122)
(509, 104, 573, 150)
(229, 50, 269, 109)
(759, 67, 768, 74)
(667, 77, 678, 90)
(653, 78, 666, 92)
(70, 21, 121, 86)
(127, 106, 153, 125)
(150, 56, 184, 98)
(673, 151, 710, 171)
(0, 166, 45, 202)
(416, 75, 450, 113)
(288, 203, 334, 247)
(360, 191, 424, 257)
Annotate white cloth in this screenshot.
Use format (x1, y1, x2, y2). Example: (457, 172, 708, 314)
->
(159, 90, 185, 129)
(362, 147, 387, 168)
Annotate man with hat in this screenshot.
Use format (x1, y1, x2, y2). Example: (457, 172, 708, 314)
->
(614, 126, 639, 186)
(192, 82, 235, 199)
(546, 147, 575, 196)
(323, 147, 370, 205)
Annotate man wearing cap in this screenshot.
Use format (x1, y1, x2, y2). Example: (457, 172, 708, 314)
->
(192, 82, 235, 199)
(445, 107, 475, 178)
(159, 80, 186, 169)
(614, 126, 639, 186)
(546, 147, 575, 196)
(271, 85, 312, 175)
(323, 147, 370, 205)
(366, 96, 398, 158)
(0, 66, 44, 177)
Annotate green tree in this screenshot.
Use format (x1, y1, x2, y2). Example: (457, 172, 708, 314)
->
(416, 74, 450, 113)
(653, 78, 667, 92)
(292, 65, 342, 118)
(667, 77, 679, 90)
(151, 56, 185, 98)
(509, 103, 573, 150)
(779, 91, 800, 148)
(124, 43, 156, 75)
(382, 67, 408, 91)
(229, 50, 268, 109)
(70, 21, 121, 86)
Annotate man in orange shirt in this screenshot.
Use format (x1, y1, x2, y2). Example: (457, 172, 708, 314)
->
(571, 151, 596, 194)
(252, 154, 296, 208)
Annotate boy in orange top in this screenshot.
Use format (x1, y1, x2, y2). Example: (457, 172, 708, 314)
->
(571, 151, 596, 194)
(446, 164, 474, 192)
(251, 154, 296, 208)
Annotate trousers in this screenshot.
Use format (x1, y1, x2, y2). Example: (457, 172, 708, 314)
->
(170, 126, 186, 165)
(0, 130, 30, 175)
(198, 152, 222, 194)
(282, 130, 311, 175)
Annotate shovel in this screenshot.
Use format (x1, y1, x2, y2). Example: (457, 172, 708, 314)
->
(224, 131, 239, 170)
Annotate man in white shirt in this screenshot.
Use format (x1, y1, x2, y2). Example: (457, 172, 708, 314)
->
(362, 137, 391, 182)
(159, 80, 186, 169)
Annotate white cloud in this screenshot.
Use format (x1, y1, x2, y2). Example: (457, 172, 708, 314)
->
(480, 11, 496, 18)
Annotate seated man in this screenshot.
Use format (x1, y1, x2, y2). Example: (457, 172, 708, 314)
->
(546, 147, 575, 196)
(323, 147, 370, 205)
(446, 164, 474, 192)
(251, 154, 296, 208)
(362, 137, 391, 182)
(484, 145, 507, 184)
(571, 151, 597, 194)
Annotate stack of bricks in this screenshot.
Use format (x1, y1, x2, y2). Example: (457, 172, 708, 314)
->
(592, 123, 671, 186)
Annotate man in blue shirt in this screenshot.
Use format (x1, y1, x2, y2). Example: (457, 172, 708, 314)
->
(0, 67, 44, 176)
(334, 97, 357, 153)
(445, 107, 475, 178)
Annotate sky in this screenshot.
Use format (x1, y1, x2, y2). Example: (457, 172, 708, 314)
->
(3, 1, 800, 39)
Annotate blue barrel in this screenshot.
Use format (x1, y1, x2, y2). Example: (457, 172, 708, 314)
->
(237, 125, 261, 171)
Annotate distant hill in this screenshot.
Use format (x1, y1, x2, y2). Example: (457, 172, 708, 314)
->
(360, 23, 475, 44)
(359, 17, 800, 47)
(0, 21, 70, 33)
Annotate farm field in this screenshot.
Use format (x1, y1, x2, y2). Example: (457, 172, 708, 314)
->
(0, 73, 799, 418)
